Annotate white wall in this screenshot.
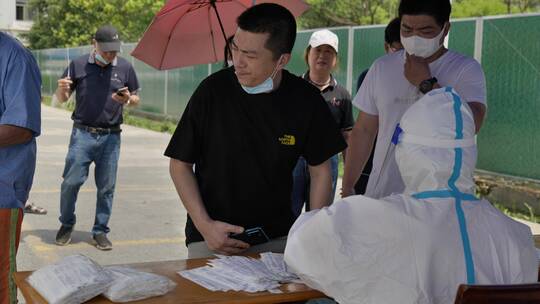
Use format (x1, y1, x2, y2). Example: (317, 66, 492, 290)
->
(0, 1, 16, 31)
(0, 0, 33, 43)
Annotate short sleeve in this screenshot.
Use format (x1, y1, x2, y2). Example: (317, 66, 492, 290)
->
(454, 60, 487, 106)
(164, 81, 207, 163)
(303, 92, 348, 166)
(0, 48, 41, 136)
(126, 64, 140, 93)
(353, 62, 378, 115)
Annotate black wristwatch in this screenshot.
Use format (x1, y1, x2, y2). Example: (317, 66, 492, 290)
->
(419, 77, 438, 94)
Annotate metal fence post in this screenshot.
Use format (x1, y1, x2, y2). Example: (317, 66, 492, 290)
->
(346, 27, 355, 95)
(474, 17, 484, 64)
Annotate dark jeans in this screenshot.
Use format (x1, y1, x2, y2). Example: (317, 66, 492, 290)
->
(59, 128, 120, 235)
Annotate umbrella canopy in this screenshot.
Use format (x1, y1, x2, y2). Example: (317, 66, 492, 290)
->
(131, 0, 309, 70)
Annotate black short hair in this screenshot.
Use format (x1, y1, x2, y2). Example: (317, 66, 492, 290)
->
(237, 3, 297, 59)
(398, 0, 451, 27)
(385, 17, 401, 45)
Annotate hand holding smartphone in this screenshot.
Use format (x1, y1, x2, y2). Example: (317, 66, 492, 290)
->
(116, 87, 128, 97)
(229, 227, 269, 246)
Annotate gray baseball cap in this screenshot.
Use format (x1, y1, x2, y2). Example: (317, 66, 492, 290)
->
(95, 25, 121, 52)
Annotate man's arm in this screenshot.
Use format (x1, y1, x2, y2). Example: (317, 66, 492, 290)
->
(169, 159, 248, 254)
(467, 102, 486, 134)
(0, 125, 32, 148)
(341, 111, 379, 197)
(341, 130, 351, 161)
(308, 159, 333, 210)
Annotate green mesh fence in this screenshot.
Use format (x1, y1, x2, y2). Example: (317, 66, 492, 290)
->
(476, 15, 540, 179)
(352, 25, 386, 95)
(448, 19, 476, 57)
(32, 14, 540, 180)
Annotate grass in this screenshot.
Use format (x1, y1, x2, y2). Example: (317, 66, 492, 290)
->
(493, 202, 540, 223)
(42, 95, 177, 134)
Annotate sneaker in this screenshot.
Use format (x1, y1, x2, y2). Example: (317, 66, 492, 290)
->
(55, 225, 73, 246)
(92, 233, 113, 251)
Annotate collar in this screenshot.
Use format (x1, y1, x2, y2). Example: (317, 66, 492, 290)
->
(302, 71, 337, 89)
(88, 52, 118, 66)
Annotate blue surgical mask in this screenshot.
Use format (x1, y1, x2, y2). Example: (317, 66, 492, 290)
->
(94, 52, 110, 65)
(240, 56, 282, 94)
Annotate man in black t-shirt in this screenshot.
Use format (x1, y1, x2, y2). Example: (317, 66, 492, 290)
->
(165, 4, 346, 258)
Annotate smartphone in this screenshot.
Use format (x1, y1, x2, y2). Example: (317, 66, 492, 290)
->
(229, 227, 270, 246)
(116, 87, 128, 97)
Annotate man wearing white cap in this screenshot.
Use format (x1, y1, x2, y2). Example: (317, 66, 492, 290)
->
(291, 29, 353, 216)
(54, 25, 141, 250)
(284, 88, 538, 304)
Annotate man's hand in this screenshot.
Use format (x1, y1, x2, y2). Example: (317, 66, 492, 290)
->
(56, 77, 73, 102)
(404, 54, 432, 87)
(199, 220, 250, 255)
(112, 87, 131, 105)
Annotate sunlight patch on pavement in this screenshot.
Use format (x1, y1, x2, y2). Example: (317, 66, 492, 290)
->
(30, 186, 176, 193)
(30, 237, 186, 252)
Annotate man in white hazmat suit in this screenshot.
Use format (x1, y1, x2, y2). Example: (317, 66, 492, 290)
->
(284, 87, 538, 304)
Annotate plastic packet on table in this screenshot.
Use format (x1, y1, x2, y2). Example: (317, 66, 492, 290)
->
(102, 266, 177, 302)
(26, 254, 113, 304)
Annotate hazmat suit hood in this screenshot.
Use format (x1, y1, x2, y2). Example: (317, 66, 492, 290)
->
(394, 87, 477, 196)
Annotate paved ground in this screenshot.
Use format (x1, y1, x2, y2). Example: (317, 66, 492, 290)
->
(18, 105, 188, 272)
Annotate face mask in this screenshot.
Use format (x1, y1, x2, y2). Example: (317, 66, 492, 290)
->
(401, 24, 446, 58)
(240, 56, 283, 94)
(94, 52, 110, 65)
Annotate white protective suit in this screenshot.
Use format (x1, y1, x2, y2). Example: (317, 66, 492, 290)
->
(284, 87, 538, 304)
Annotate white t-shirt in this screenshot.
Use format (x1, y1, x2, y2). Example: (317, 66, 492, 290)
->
(353, 49, 486, 199)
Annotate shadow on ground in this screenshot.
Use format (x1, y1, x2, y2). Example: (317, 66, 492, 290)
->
(21, 229, 94, 246)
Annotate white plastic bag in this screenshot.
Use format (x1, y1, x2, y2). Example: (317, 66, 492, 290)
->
(26, 254, 112, 304)
(102, 266, 176, 302)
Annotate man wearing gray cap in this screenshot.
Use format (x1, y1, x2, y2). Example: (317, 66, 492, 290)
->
(54, 25, 140, 250)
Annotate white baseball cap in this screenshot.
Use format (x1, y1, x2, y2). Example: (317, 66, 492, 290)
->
(309, 29, 339, 53)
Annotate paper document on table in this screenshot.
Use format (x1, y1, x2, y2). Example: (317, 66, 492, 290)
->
(178, 252, 299, 293)
(26, 254, 112, 304)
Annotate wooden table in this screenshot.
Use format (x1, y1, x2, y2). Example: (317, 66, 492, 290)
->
(14, 257, 325, 304)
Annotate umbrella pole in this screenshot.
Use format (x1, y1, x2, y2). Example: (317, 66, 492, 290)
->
(210, 0, 229, 44)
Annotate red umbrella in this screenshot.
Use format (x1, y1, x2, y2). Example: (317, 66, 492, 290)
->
(131, 0, 309, 70)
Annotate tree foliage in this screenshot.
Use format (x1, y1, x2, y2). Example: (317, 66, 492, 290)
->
(26, 0, 540, 49)
(298, 0, 399, 29)
(298, 0, 540, 29)
(26, 0, 164, 49)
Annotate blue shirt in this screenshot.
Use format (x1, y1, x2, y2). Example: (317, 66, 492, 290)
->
(0, 33, 41, 209)
(62, 54, 139, 128)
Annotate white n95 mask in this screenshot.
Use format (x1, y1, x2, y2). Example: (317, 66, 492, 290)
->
(401, 25, 446, 58)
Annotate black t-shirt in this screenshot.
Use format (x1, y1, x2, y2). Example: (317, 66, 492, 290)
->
(165, 68, 347, 245)
(302, 73, 354, 131)
(63, 54, 140, 128)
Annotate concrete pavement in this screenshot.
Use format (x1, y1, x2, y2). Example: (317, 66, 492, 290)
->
(18, 105, 188, 271)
